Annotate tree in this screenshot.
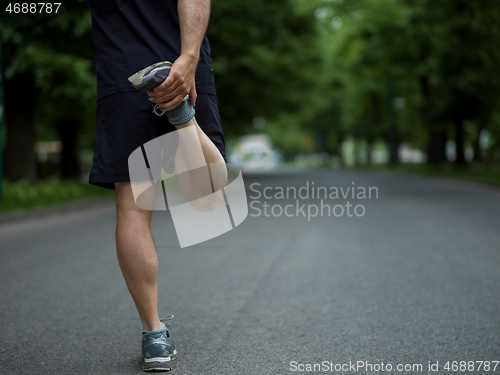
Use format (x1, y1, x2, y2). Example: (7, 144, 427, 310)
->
(1, 1, 95, 181)
(208, 0, 322, 139)
(406, 0, 500, 165)
(315, 0, 500, 166)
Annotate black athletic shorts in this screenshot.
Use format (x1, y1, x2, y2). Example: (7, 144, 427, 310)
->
(88, 91, 226, 190)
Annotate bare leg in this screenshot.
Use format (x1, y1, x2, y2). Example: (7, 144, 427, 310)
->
(174, 116, 225, 175)
(173, 117, 227, 211)
(115, 181, 162, 332)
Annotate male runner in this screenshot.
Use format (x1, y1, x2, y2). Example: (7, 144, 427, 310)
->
(86, 0, 225, 371)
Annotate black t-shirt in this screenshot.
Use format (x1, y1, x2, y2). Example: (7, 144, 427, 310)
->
(86, 0, 216, 100)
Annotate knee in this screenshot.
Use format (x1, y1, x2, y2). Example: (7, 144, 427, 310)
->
(115, 182, 154, 219)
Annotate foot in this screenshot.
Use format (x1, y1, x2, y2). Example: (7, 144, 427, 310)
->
(142, 323, 177, 372)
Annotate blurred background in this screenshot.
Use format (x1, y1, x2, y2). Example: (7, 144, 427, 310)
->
(1, 0, 499, 211)
(1, 2, 500, 373)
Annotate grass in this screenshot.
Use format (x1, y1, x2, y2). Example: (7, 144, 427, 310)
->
(1, 163, 498, 214)
(355, 163, 500, 186)
(0, 178, 115, 214)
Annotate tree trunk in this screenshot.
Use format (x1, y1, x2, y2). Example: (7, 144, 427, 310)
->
(386, 81, 398, 165)
(336, 132, 345, 168)
(472, 117, 488, 163)
(353, 138, 360, 167)
(366, 137, 373, 166)
(455, 118, 466, 166)
(418, 75, 445, 166)
(472, 126, 482, 163)
(3, 71, 37, 182)
(387, 136, 398, 165)
(55, 118, 81, 179)
(427, 129, 447, 165)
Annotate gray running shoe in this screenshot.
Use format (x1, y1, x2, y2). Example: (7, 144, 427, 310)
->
(128, 61, 172, 93)
(142, 315, 177, 372)
(128, 61, 191, 118)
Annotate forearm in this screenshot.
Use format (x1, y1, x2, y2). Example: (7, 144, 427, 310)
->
(178, 0, 211, 59)
(149, 0, 210, 108)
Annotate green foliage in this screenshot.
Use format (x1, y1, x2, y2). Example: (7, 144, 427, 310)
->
(0, 178, 113, 213)
(208, 0, 323, 138)
(2, 0, 500, 185)
(1, 0, 96, 146)
(1, 1, 95, 101)
(310, 0, 500, 163)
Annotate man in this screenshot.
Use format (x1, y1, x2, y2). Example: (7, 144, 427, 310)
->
(86, 0, 225, 371)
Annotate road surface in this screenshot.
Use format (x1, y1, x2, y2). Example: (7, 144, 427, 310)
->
(1, 169, 499, 374)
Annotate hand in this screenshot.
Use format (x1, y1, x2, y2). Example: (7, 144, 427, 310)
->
(148, 53, 199, 109)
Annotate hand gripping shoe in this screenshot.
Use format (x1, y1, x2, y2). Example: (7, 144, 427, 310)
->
(128, 61, 195, 124)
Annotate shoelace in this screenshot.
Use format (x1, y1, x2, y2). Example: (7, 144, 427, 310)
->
(152, 94, 190, 117)
(153, 104, 168, 117)
(160, 314, 176, 327)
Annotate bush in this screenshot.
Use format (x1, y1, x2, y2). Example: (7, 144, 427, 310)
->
(0, 178, 114, 213)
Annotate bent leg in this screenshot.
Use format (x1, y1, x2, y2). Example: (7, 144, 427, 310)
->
(175, 117, 225, 172)
(115, 181, 162, 332)
(173, 117, 227, 211)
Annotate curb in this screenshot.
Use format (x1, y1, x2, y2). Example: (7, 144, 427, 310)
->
(0, 195, 116, 225)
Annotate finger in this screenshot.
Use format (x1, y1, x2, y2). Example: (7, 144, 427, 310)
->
(151, 88, 187, 104)
(189, 87, 197, 106)
(149, 92, 175, 104)
(150, 82, 177, 99)
(151, 76, 189, 99)
(149, 85, 182, 103)
(152, 87, 182, 101)
(153, 82, 192, 104)
(149, 70, 179, 99)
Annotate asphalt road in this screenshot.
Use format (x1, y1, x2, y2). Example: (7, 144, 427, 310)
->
(1, 169, 499, 375)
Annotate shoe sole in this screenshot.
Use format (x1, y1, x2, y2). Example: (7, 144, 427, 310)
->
(142, 350, 177, 372)
(128, 62, 172, 92)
